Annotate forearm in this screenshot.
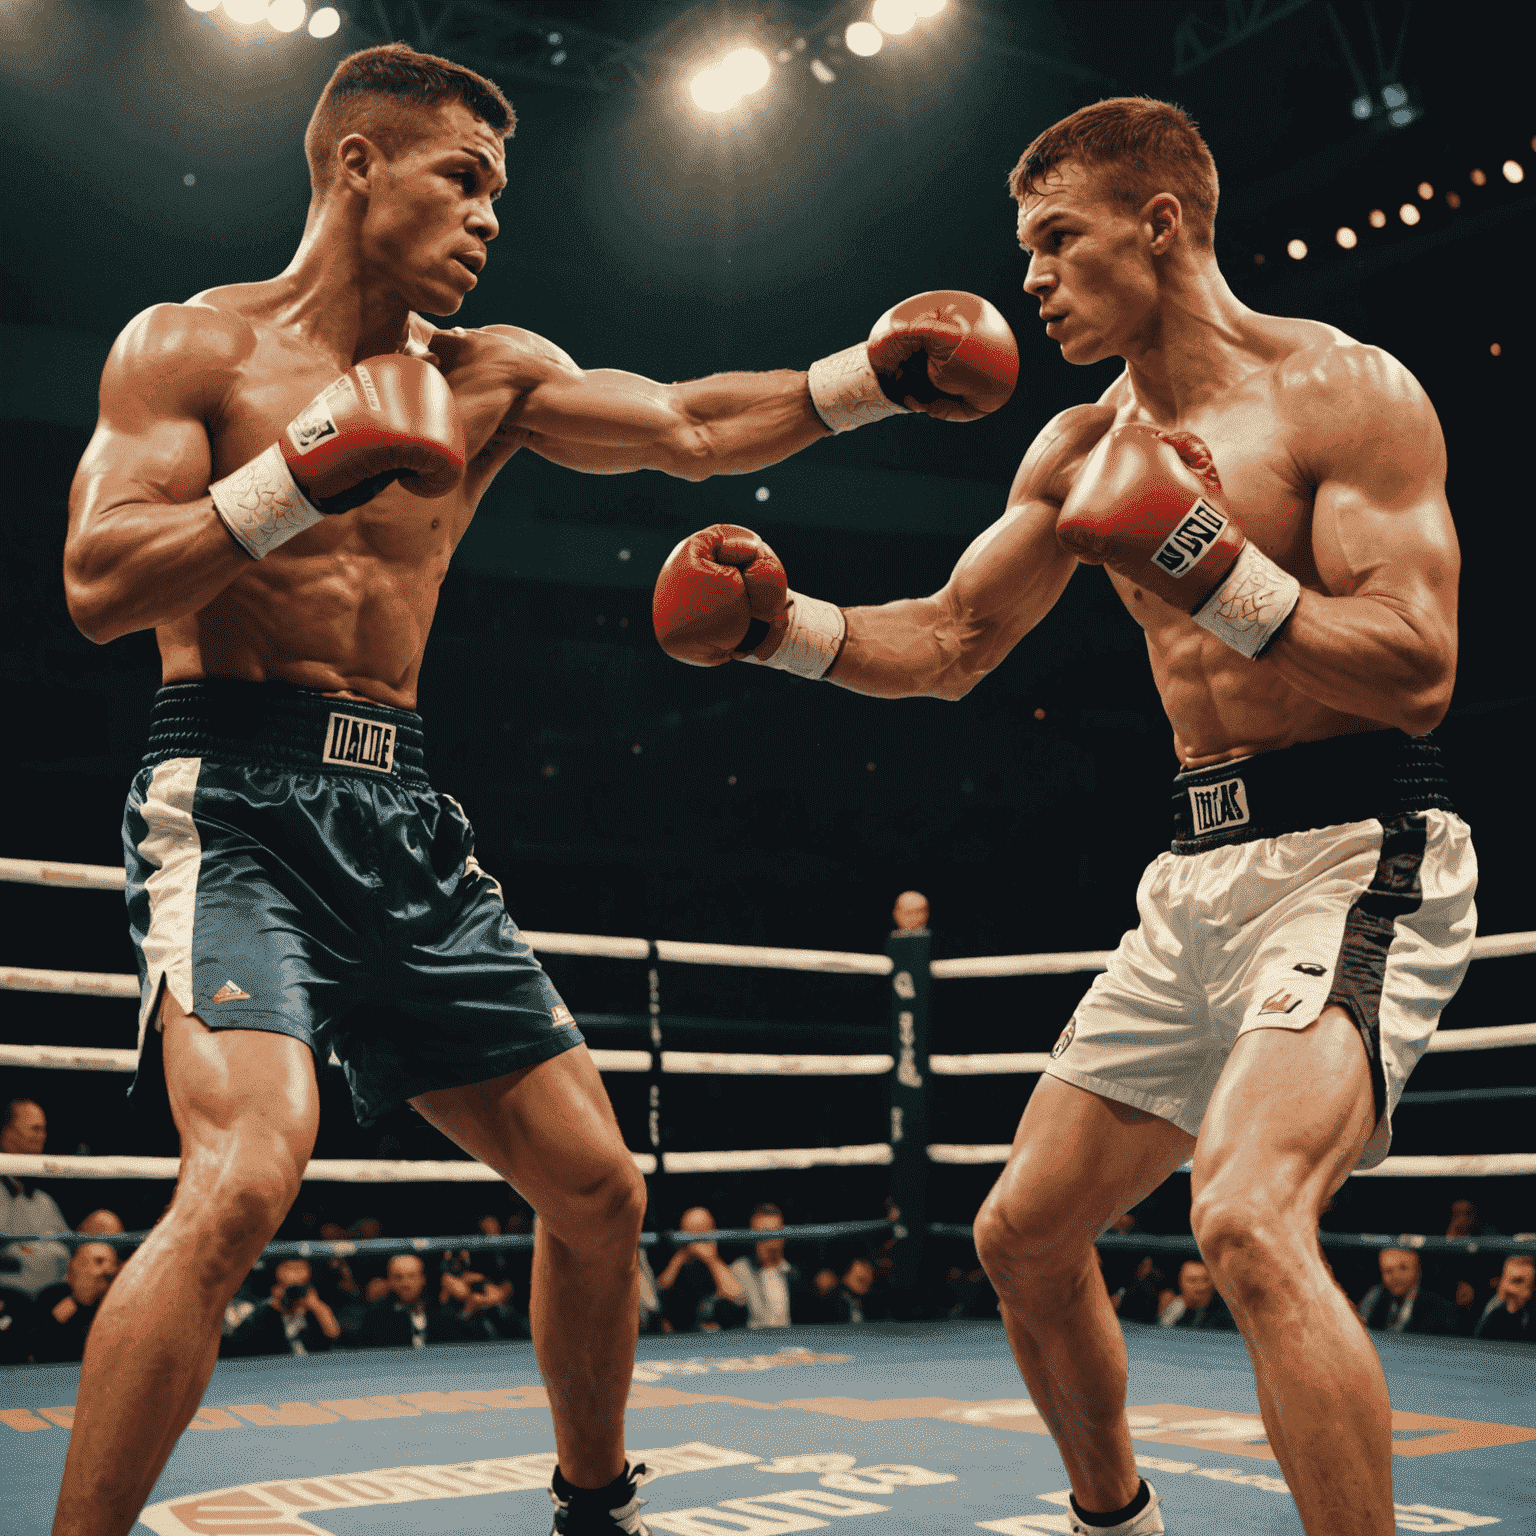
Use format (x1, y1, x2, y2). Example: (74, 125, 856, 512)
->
(669, 370, 829, 479)
(64, 496, 250, 644)
(707, 1258, 746, 1302)
(1262, 589, 1455, 734)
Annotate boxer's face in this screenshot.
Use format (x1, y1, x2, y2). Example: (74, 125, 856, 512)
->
(1018, 161, 1167, 367)
(355, 101, 504, 317)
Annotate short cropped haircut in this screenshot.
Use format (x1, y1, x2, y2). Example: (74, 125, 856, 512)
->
(305, 44, 515, 196)
(1009, 97, 1218, 249)
(752, 1203, 784, 1220)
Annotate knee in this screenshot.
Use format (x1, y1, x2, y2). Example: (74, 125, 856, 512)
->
(974, 1188, 1086, 1295)
(169, 1154, 303, 1278)
(1189, 1187, 1299, 1305)
(540, 1155, 646, 1256)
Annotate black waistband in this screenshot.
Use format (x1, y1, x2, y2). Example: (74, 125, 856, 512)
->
(1170, 731, 1454, 853)
(142, 680, 429, 785)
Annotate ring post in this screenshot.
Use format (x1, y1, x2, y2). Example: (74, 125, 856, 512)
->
(885, 925, 931, 1294)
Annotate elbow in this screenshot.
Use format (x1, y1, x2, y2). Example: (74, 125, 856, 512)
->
(64, 581, 118, 646)
(666, 424, 716, 482)
(1392, 653, 1456, 736)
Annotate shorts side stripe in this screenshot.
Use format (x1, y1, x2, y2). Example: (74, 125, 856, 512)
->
(1324, 813, 1428, 1126)
(134, 756, 204, 1048)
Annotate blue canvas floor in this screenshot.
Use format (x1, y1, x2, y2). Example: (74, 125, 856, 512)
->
(4, 1320, 1531, 1534)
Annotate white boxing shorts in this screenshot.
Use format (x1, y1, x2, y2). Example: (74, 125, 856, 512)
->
(1045, 731, 1477, 1168)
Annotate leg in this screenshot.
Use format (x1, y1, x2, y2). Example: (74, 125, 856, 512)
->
(1190, 1007, 1387, 1536)
(975, 1075, 1194, 1510)
(53, 991, 319, 1536)
(412, 1045, 646, 1487)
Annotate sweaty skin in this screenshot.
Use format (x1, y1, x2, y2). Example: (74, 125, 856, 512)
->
(64, 102, 827, 705)
(825, 163, 1459, 767)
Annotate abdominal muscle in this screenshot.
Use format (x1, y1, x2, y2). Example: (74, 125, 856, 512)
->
(1137, 592, 1390, 769)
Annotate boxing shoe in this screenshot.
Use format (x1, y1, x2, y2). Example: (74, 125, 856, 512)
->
(549, 1462, 653, 1535)
(1067, 1479, 1163, 1536)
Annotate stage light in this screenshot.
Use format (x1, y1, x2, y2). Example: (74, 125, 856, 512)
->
(872, 0, 917, 34)
(224, 0, 269, 23)
(1417, 181, 1433, 199)
(1503, 159, 1524, 183)
(846, 21, 884, 56)
(720, 47, 770, 96)
(1490, 343, 1502, 356)
(1470, 167, 1487, 185)
(1335, 226, 1357, 249)
(1368, 208, 1387, 228)
(551, 50, 566, 65)
(185, 0, 220, 11)
(183, 173, 197, 186)
(308, 5, 338, 36)
(1381, 83, 1408, 109)
(755, 486, 770, 502)
(1350, 94, 1372, 120)
(914, 0, 946, 14)
(810, 58, 836, 83)
(1446, 191, 1461, 208)
(1286, 238, 1307, 260)
(1399, 202, 1420, 225)
(690, 67, 738, 113)
(267, 0, 305, 31)
(1388, 107, 1412, 127)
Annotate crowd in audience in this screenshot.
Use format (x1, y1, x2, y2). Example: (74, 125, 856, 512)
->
(3, 1090, 1532, 1364)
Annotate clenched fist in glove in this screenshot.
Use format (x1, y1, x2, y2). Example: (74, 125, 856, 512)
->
(652, 524, 847, 679)
(1056, 423, 1300, 659)
(808, 290, 1018, 433)
(209, 354, 466, 560)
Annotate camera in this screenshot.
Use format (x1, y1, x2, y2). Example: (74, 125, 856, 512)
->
(281, 1283, 308, 1309)
(441, 1252, 470, 1277)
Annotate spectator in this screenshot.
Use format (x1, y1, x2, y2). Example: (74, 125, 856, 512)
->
(0, 1097, 71, 1300)
(1446, 1198, 1485, 1238)
(891, 890, 930, 933)
(728, 1204, 816, 1329)
(76, 1209, 126, 1236)
(1357, 1248, 1456, 1335)
(1472, 1255, 1534, 1342)
(638, 1248, 663, 1334)
(945, 1260, 998, 1319)
(1158, 1261, 1237, 1330)
(654, 1207, 748, 1333)
(310, 1223, 363, 1320)
(225, 1258, 340, 1357)
(346, 1215, 391, 1301)
(358, 1255, 462, 1349)
(1115, 1254, 1170, 1324)
(0, 1286, 33, 1365)
(30, 1242, 120, 1363)
(815, 1254, 891, 1324)
(439, 1247, 519, 1341)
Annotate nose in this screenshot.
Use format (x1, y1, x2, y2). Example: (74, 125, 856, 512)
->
(471, 199, 498, 243)
(1022, 254, 1053, 299)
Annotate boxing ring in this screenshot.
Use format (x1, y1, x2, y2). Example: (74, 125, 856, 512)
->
(3, 855, 1534, 1534)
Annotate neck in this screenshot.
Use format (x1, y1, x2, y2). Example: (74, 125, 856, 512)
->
(1120, 255, 1256, 422)
(273, 198, 416, 365)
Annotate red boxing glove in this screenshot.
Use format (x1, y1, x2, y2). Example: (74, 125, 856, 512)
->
(867, 290, 1019, 422)
(210, 355, 466, 559)
(652, 524, 790, 667)
(1057, 424, 1300, 658)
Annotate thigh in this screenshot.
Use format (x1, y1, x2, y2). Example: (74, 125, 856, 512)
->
(983, 1074, 1195, 1247)
(410, 1045, 637, 1220)
(1193, 1005, 1374, 1212)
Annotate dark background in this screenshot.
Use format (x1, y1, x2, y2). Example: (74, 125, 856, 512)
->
(2, 0, 1532, 1260)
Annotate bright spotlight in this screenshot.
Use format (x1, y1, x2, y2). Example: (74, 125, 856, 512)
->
(308, 5, 339, 36)
(1470, 167, 1487, 185)
(1417, 180, 1433, 199)
(185, 0, 221, 11)
(1381, 82, 1408, 109)
(1503, 159, 1525, 184)
(267, 0, 305, 31)
(224, 0, 269, 22)
(1398, 202, 1420, 226)
(690, 67, 740, 113)
(872, 0, 917, 33)
(914, 0, 946, 13)
(1286, 238, 1307, 261)
(720, 46, 770, 96)
(1350, 94, 1372, 120)
(810, 57, 836, 83)
(1388, 106, 1413, 127)
(846, 20, 884, 55)
(1368, 208, 1387, 228)
(1335, 226, 1357, 249)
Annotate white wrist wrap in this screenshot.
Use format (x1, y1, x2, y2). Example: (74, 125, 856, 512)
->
(208, 441, 324, 560)
(807, 342, 908, 433)
(743, 591, 846, 679)
(1191, 540, 1301, 659)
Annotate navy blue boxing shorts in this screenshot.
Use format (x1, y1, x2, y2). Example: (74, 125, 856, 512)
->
(122, 679, 581, 1125)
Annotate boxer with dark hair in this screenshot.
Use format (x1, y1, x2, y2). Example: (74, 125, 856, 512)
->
(657, 95, 1475, 1536)
(56, 42, 1014, 1536)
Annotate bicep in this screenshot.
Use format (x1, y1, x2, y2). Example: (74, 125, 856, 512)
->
(511, 363, 687, 450)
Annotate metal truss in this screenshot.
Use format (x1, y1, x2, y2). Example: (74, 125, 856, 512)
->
(1172, 0, 1317, 75)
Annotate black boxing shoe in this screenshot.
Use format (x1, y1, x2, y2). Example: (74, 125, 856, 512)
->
(549, 1463, 653, 1535)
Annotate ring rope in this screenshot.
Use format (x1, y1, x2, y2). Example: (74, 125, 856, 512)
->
(926, 1225, 1536, 1257)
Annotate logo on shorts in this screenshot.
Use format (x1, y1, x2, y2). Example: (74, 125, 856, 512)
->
(550, 1004, 576, 1030)
(1051, 1020, 1076, 1059)
(1293, 962, 1326, 977)
(1188, 775, 1250, 834)
(1150, 497, 1229, 578)
(209, 979, 251, 1004)
(323, 712, 396, 773)
(1259, 988, 1305, 1015)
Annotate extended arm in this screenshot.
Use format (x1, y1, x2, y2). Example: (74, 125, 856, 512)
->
(64, 305, 253, 643)
(1263, 352, 1458, 734)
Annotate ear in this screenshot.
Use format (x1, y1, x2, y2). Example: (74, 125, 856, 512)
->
(1143, 192, 1183, 255)
(336, 133, 379, 197)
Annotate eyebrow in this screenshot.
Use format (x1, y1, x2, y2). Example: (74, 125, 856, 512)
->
(456, 146, 508, 195)
(1018, 209, 1072, 251)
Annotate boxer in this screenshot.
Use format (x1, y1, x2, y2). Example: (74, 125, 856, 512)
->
(655, 97, 1475, 1536)
(57, 42, 1014, 1536)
